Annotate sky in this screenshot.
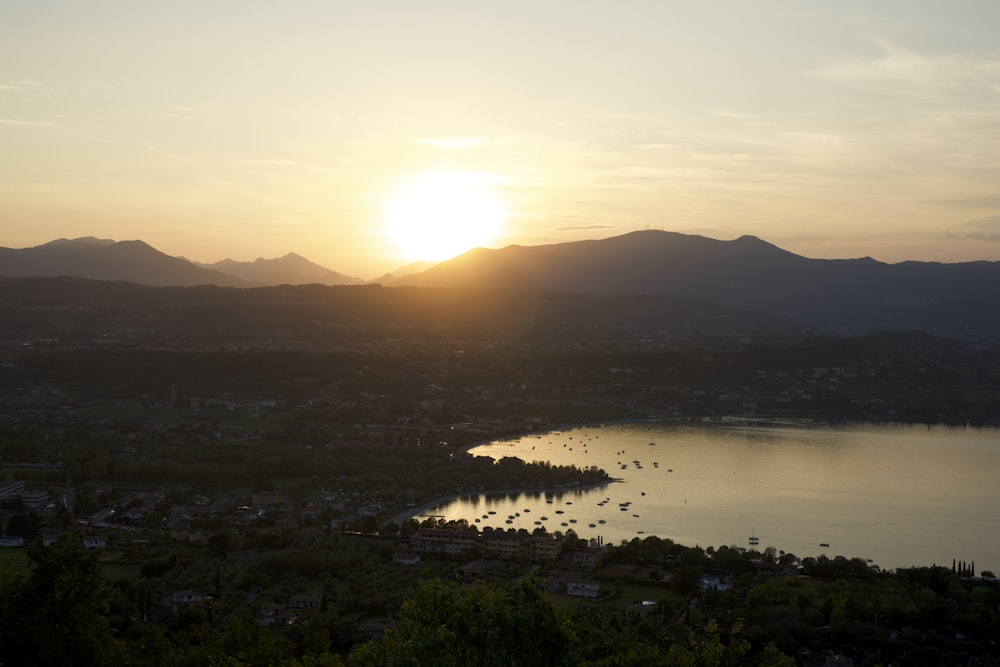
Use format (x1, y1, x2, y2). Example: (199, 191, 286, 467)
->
(2, 1, 1000, 279)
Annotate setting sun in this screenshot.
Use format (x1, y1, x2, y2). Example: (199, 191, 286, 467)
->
(384, 170, 508, 262)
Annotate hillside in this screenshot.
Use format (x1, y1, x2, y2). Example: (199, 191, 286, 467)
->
(398, 230, 1000, 341)
(0, 238, 247, 287)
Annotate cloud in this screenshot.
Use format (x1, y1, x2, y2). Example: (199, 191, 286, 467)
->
(0, 117, 57, 127)
(416, 136, 491, 150)
(962, 214, 1000, 230)
(815, 39, 1000, 84)
(936, 195, 1000, 209)
(965, 232, 1000, 243)
(0, 80, 42, 92)
(551, 223, 617, 231)
(146, 103, 214, 120)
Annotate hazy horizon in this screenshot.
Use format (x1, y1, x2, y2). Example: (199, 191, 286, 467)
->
(8, 226, 1000, 285)
(3, 1, 1000, 276)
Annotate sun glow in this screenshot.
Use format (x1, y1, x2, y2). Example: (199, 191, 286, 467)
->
(384, 170, 507, 262)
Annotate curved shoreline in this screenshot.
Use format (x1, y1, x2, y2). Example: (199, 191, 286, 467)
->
(387, 477, 618, 526)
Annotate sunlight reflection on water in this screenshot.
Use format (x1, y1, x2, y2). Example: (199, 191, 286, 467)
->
(422, 422, 1000, 571)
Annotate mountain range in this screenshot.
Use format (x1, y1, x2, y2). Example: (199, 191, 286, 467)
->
(397, 231, 1000, 341)
(3, 231, 999, 340)
(192, 254, 365, 287)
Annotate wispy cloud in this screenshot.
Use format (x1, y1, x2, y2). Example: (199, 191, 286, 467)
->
(815, 39, 1000, 86)
(707, 109, 780, 128)
(962, 214, 1000, 230)
(0, 80, 42, 92)
(151, 103, 214, 120)
(965, 233, 1000, 243)
(416, 136, 492, 150)
(936, 195, 1000, 209)
(0, 117, 58, 128)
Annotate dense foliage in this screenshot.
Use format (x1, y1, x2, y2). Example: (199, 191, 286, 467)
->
(3, 540, 999, 666)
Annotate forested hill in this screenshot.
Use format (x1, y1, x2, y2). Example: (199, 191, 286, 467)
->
(0, 276, 803, 342)
(398, 230, 1000, 341)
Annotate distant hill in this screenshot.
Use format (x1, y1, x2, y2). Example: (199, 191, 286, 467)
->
(397, 230, 1000, 341)
(0, 238, 247, 287)
(369, 260, 437, 286)
(0, 277, 805, 342)
(195, 253, 364, 286)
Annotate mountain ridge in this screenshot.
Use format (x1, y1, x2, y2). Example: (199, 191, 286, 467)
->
(4, 231, 1000, 340)
(397, 229, 1000, 341)
(194, 253, 364, 287)
(0, 238, 247, 287)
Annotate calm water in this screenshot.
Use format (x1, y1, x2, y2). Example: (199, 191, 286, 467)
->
(419, 422, 1000, 572)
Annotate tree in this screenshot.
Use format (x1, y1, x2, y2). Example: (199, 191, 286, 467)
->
(671, 565, 703, 596)
(0, 542, 124, 666)
(348, 577, 577, 666)
(208, 526, 243, 558)
(665, 618, 751, 667)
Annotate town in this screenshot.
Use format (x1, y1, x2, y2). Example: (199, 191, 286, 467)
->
(2, 280, 1000, 665)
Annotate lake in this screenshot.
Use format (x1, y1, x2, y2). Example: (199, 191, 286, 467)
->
(416, 421, 1000, 572)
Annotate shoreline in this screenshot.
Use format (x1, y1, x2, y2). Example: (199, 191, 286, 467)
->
(387, 477, 618, 526)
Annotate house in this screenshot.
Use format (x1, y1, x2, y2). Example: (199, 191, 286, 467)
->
(21, 489, 49, 511)
(393, 551, 421, 565)
(0, 481, 25, 501)
(289, 593, 324, 609)
(410, 528, 479, 557)
(170, 590, 213, 612)
(700, 575, 733, 591)
(257, 603, 296, 627)
(82, 535, 106, 549)
(566, 580, 601, 598)
(567, 548, 599, 569)
(0, 536, 24, 548)
(481, 527, 531, 560)
(530, 536, 561, 562)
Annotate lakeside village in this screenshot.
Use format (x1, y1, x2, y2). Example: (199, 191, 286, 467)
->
(3, 331, 1000, 663)
(0, 423, 994, 634)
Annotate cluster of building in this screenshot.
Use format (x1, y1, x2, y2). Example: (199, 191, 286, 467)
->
(406, 525, 562, 562)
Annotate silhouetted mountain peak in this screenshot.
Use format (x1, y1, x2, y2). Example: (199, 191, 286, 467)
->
(197, 252, 364, 286)
(42, 236, 116, 248)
